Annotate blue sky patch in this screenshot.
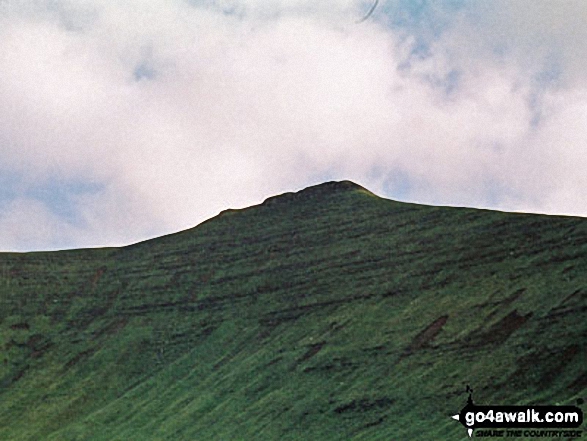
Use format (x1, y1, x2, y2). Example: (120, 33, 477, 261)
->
(0, 174, 104, 226)
(133, 62, 157, 81)
(27, 178, 102, 224)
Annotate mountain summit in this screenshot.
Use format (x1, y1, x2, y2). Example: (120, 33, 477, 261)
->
(261, 180, 371, 206)
(0, 182, 586, 440)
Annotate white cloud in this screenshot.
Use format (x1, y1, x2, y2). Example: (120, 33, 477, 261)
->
(0, 198, 75, 251)
(471, 0, 587, 86)
(0, 0, 586, 251)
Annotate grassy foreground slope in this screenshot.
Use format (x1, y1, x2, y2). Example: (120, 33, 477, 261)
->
(0, 180, 586, 440)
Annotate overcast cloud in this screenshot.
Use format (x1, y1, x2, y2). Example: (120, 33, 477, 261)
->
(1, 0, 586, 251)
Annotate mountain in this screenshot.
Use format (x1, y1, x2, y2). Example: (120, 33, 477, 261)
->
(0, 180, 585, 440)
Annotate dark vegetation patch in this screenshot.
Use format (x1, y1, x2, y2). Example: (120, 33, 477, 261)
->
(259, 292, 375, 326)
(92, 318, 129, 339)
(542, 304, 587, 321)
(26, 334, 53, 359)
(560, 288, 582, 305)
(362, 344, 385, 354)
(12, 365, 29, 383)
(482, 288, 526, 322)
(504, 288, 526, 305)
(465, 310, 532, 348)
(407, 315, 449, 352)
(68, 306, 110, 331)
(537, 345, 581, 385)
(298, 342, 325, 363)
(334, 397, 394, 414)
(265, 356, 283, 367)
(357, 416, 386, 430)
(257, 321, 280, 340)
(212, 339, 250, 371)
(505, 344, 581, 390)
(91, 266, 107, 288)
(63, 348, 96, 371)
(568, 372, 587, 395)
(302, 356, 356, 373)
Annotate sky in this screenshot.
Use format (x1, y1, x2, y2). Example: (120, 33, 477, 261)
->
(1, 0, 587, 251)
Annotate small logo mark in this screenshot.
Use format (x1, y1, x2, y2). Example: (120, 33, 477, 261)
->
(451, 386, 583, 438)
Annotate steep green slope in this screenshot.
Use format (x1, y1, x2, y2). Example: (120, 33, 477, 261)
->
(0, 181, 585, 440)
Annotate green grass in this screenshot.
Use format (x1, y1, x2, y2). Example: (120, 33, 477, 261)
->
(0, 180, 585, 440)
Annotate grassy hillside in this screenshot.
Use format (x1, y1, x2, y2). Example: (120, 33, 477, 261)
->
(0, 180, 585, 440)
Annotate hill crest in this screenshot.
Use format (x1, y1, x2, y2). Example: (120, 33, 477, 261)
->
(0, 180, 586, 440)
(260, 180, 374, 207)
